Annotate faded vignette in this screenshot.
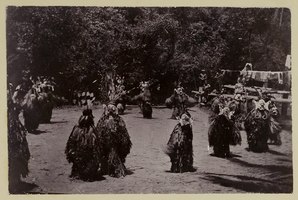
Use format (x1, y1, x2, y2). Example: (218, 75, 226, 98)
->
(0, 0, 297, 200)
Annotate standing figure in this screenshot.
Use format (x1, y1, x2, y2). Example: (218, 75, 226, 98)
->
(234, 77, 245, 95)
(12, 81, 41, 133)
(115, 85, 130, 115)
(208, 106, 242, 158)
(106, 74, 130, 115)
(166, 87, 189, 119)
(96, 104, 132, 177)
(201, 81, 211, 105)
(133, 81, 152, 118)
(210, 95, 227, 115)
(7, 87, 30, 193)
(199, 69, 207, 87)
(228, 94, 247, 130)
(20, 87, 41, 133)
(141, 100, 153, 118)
(65, 109, 101, 181)
(38, 78, 54, 123)
(267, 100, 282, 145)
(214, 70, 225, 93)
(164, 112, 194, 173)
(244, 99, 271, 152)
(198, 70, 210, 105)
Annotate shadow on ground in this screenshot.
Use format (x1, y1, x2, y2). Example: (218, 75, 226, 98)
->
(202, 172, 292, 193)
(201, 157, 293, 193)
(9, 181, 41, 194)
(49, 120, 68, 124)
(29, 130, 47, 135)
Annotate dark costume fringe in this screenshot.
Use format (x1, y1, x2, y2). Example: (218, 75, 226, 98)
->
(116, 103, 125, 115)
(166, 92, 189, 119)
(23, 89, 41, 133)
(165, 122, 194, 173)
(209, 96, 225, 123)
(142, 101, 152, 118)
(96, 113, 132, 178)
(115, 93, 130, 115)
(133, 92, 152, 118)
(244, 109, 271, 152)
(268, 117, 282, 145)
(268, 104, 282, 145)
(208, 114, 241, 158)
(165, 112, 194, 172)
(171, 106, 187, 119)
(38, 92, 54, 123)
(228, 100, 246, 130)
(210, 97, 221, 114)
(8, 99, 30, 191)
(65, 109, 101, 181)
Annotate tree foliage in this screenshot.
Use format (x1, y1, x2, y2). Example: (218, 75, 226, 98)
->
(6, 7, 291, 102)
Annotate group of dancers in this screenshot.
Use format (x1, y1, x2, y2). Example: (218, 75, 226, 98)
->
(8, 74, 284, 188)
(7, 76, 56, 192)
(12, 76, 55, 132)
(65, 77, 134, 180)
(208, 77, 282, 158)
(65, 104, 132, 180)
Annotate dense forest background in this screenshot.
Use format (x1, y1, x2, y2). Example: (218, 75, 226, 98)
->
(6, 7, 291, 103)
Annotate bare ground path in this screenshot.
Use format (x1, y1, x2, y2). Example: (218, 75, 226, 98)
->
(21, 105, 292, 194)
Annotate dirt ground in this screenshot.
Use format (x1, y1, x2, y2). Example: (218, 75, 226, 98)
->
(19, 105, 292, 194)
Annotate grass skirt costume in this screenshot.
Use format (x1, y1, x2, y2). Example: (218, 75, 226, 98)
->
(22, 89, 41, 133)
(133, 91, 152, 118)
(166, 89, 189, 119)
(244, 100, 281, 152)
(96, 104, 132, 177)
(38, 92, 53, 123)
(8, 96, 30, 192)
(267, 102, 282, 145)
(65, 109, 102, 181)
(268, 116, 282, 145)
(164, 113, 194, 173)
(244, 108, 270, 152)
(209, 95, 226, 123)
(114, 92, 130, 115)
(227, 99, 246, 130)
(208, 107, 241, 158)
(142, 100, 153, 118)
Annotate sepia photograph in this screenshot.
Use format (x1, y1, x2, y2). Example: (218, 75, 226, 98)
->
(5, 6, 292, 194)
